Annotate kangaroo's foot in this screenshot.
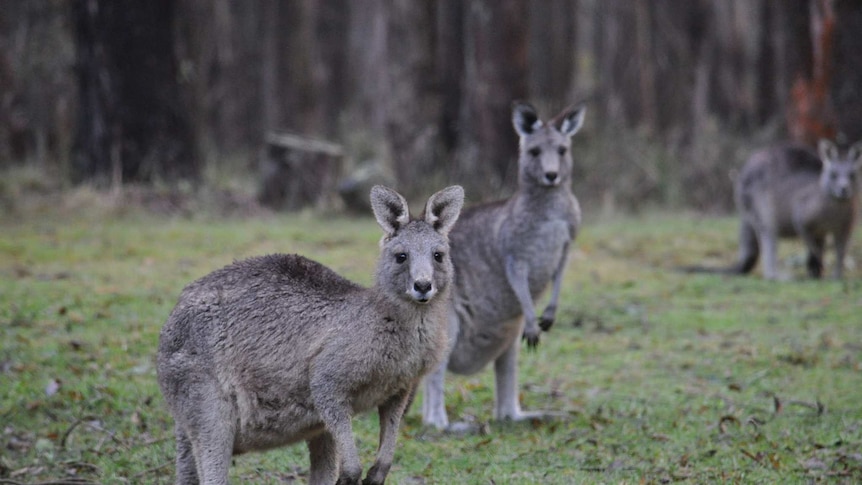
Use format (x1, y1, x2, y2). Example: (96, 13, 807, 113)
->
(420, 416, 481, 434)
(497, 409, 569, 424)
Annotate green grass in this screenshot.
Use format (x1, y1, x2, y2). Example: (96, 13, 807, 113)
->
(1, 206, 861, 484)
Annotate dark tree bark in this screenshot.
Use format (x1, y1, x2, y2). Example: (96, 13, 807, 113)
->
(757, 0, 813, 128)
(528, 0, 578, 111)
(71, 0, 198, 185)
(831, 0, 862, 144)
(314, 0, 350, 139)
(647, 2, 703, 135)
(261, 0, 326, 136)
(383, 0, 443, 199)
(436, 0, 465, 156)
(455, 0, 529, 200)
(176, 0, 265, 155)
(593, 1, 638, 128)
(785, 0, 836, 146)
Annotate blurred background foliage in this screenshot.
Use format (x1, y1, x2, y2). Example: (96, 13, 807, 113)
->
(1, 0, 861, 214)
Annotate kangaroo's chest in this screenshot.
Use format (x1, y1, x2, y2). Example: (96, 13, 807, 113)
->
(768, 186, 855, 238)
(502, 217, 571, 294)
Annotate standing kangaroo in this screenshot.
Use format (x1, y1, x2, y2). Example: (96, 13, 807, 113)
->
(422, 101, 585, 430)
(732, 139, 861, 279)
(157, 185, 463, 485)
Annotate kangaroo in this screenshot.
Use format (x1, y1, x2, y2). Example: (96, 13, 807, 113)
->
(422, 101, 585, 430)
(686, 139, 861, 279)
(157, 185, 463, 485)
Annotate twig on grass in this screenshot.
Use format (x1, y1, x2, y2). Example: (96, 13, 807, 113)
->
(786, 399, 825, 415)
(129, 461, 172, 480)
(0, 480, 98, 485)
(59, 415, 100, 450)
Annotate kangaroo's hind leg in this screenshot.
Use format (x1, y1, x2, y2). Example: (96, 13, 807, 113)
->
(833, 225, 853, 279)
(173, 425, 199, 485)
(736, 221, 759, 274)
(307, 433, 338, 485)
(757, 227, 781, 280)
(796, 219, 826, 279)
(492, 318, 562, 423)
(493, 319, 524, 421)
(803, 234, 826, 279)
(180, 380, 236, 485)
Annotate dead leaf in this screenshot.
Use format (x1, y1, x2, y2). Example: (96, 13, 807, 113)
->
(718, 415, 739, 434)
(45, 379, 61, 397)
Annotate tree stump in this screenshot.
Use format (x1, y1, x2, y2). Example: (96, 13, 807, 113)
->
(258, 132, 344, 211)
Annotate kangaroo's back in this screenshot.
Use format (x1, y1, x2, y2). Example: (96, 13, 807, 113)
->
(159, 254, 361, 366)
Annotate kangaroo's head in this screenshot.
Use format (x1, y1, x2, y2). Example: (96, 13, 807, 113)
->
(818, 139, 862, 200)
(512, 101, 586, 188)
(370, 185, 464, 305)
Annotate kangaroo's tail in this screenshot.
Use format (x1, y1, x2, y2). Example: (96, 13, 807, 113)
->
(677, 264, 747, 275)
(678, 254, 757, 275)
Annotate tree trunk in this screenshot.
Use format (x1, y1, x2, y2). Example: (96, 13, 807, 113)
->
(435, 0, 465, 157)
(831, 0, 862, 144)
(455, 0, 529, 200)
(384, 0, 442, 199)
(71, 0, 198, 185)
(528, 0, 578, 111)
(787, 0, 836, 146)
(757, 0, 813, 128)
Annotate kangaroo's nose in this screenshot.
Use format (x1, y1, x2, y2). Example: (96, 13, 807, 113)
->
(414, 280, 432, 294)
(545, 172, 558, 183)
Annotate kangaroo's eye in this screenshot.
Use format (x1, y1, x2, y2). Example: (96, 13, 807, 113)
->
(433, 252, 444, 263)
(528, 147, 541, 158)
(395, 253, 407, 264)
(558, 146, 567, 156)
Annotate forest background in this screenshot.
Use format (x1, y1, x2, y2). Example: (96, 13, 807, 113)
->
(3, 0, 862, 213)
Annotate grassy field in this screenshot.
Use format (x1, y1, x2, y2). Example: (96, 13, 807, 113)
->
(1, 199, 861, 484)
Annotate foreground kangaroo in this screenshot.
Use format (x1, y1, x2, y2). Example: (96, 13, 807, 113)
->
(157, 185, 463, 485)
(688, 139, 860, 279)
(422, 101, 585, 430)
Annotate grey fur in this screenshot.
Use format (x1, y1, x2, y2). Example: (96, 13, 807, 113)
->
(422, 101, 585, 430)
(732, 140, 861, 279)
(684, 140, 861, 279)
(157, 185, 464, 485)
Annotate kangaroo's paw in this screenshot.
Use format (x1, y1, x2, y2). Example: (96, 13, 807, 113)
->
(538, 315, 554, 331)
(522, 327, 541, 348)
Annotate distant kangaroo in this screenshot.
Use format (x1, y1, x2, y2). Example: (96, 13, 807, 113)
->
(157, 185, 463, 485)
(688, 139, 861, 279)
(422, 101, 585, 430)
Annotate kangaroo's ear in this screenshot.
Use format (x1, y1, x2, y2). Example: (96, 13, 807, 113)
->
(424, 185, 464, 236)
(848, 140, 862, 168)
(554, 104, 586, 137)
(512, 101, 542, 136)
(371, 185, 410, 236)
(818, 139, 839, 163)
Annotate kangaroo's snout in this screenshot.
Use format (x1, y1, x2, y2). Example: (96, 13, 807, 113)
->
(824, 171, 855, 199)
(833, 185, 851, 199)
(545, 172, 558, 183)
(411, 279, 435, 302)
